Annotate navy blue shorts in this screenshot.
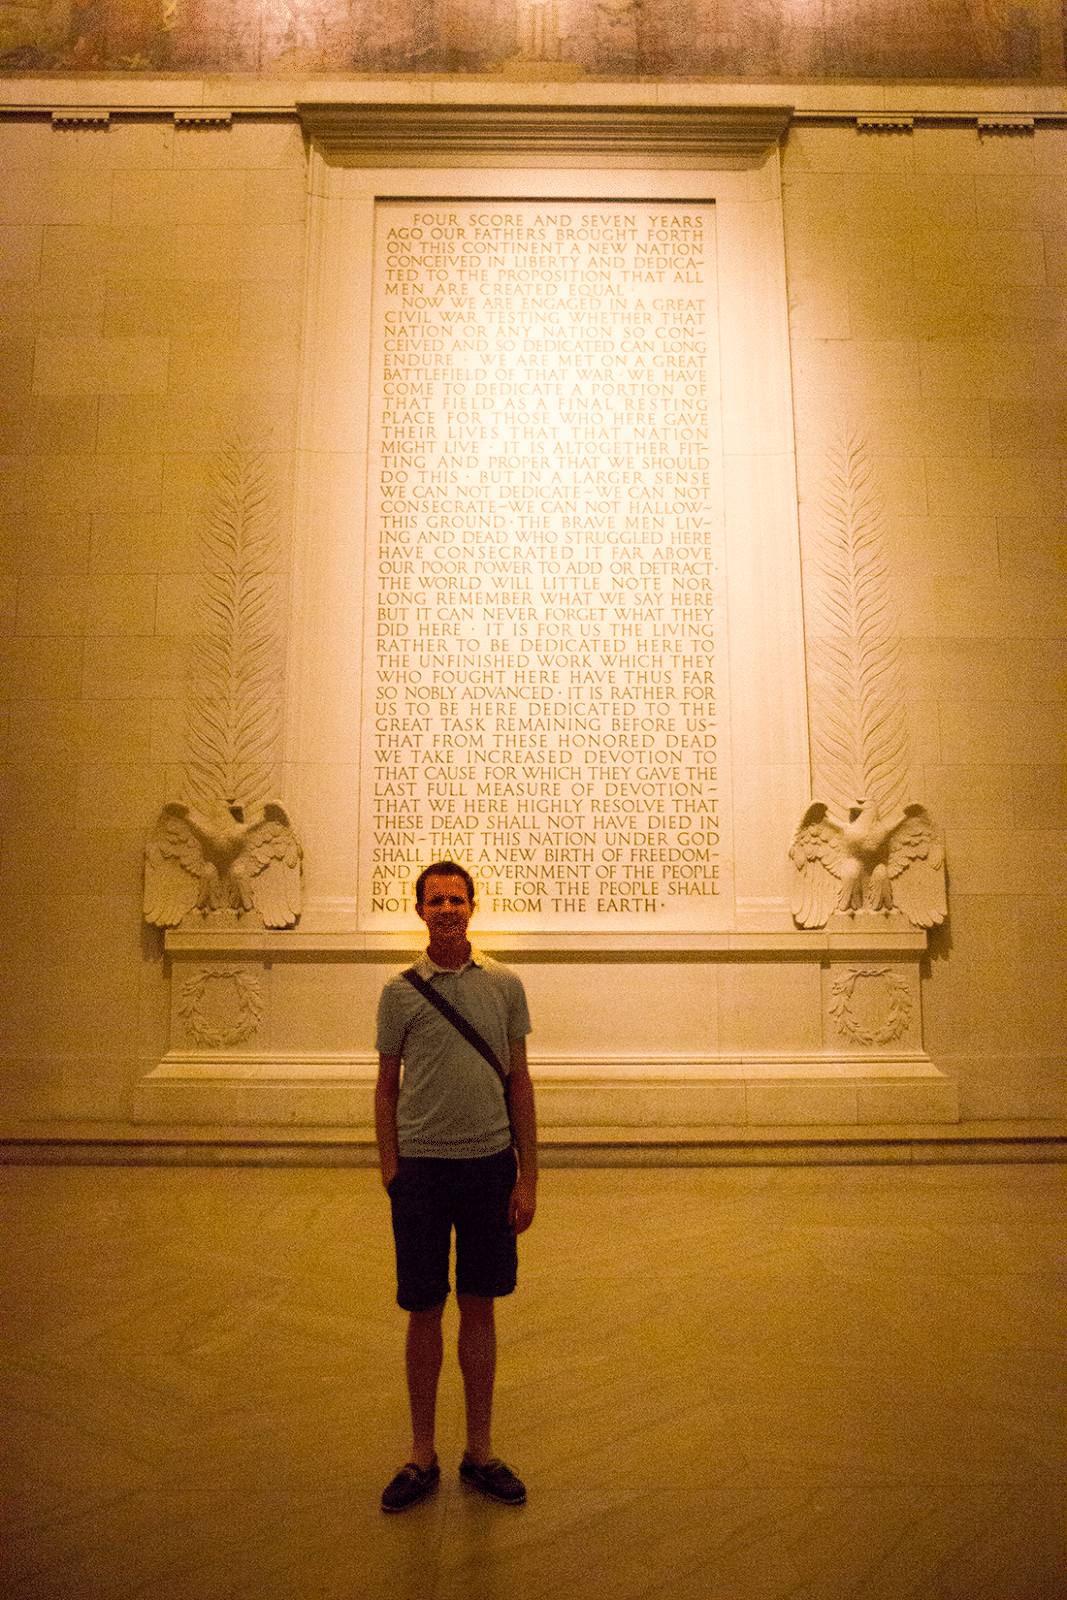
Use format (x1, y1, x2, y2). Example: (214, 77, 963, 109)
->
(387, 1146, 519, 1313)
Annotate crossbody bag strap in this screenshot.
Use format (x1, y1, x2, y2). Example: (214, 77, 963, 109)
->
(401, 967, 510, 1099)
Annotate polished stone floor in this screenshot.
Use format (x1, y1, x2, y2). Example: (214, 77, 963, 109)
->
(1, 1161, 1063, 1600)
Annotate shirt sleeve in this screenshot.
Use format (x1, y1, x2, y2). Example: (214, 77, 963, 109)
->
(503, 968, 532, 1042)
(375, 978, 407, 1056)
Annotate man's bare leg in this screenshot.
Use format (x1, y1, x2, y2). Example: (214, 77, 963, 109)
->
(406, 1301, 445, 1469)
(457, 1292, 496, 1465)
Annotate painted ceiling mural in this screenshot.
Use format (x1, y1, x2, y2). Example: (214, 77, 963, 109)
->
(0, 0, 1062, 78)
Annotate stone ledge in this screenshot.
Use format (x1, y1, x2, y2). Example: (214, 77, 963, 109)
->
(2, 1121, 1063, 1167)
(5, 1117, 1061, 1143)
(142, 1050, 944, 1080)
(160, 924, 929, 956)
(132, 1061, 957, 1128)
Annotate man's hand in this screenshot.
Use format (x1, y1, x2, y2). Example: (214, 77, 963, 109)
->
(375, 1053, 402, 1196)
(509, 1169, 537, 1235)
(506, 1040, 538, 1236)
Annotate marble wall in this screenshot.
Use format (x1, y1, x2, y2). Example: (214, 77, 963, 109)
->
(0, 107, 309, 1119)
(781, 112, 1067, 1119)
(0, 79, 1064, 1131)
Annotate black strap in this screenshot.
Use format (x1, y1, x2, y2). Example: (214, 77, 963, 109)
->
(401, 967, 510, 1099)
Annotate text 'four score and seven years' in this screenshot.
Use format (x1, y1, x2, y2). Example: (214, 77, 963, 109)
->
(366, 205, 727, 927)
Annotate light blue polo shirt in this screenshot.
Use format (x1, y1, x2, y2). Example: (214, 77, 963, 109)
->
(376, 949, 532, 1159)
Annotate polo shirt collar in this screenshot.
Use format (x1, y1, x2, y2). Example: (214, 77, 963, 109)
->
(416, 947, 486, 979)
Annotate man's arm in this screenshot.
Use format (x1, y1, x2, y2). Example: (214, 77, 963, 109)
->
(507, 1037, 538, 1234)
(375, 1053, 402, 1191)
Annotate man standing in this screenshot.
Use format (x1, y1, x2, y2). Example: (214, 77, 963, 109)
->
(375, 860, 538, 1511)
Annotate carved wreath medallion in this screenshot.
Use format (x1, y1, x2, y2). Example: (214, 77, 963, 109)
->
(178, 966, 264, 1048)
(828, 965, 912, 1047)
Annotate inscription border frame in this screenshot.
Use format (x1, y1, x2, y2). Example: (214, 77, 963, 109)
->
(285, 100, 814, 941)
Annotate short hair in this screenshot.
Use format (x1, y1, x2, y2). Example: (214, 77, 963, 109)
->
(415, 860, 475, 909)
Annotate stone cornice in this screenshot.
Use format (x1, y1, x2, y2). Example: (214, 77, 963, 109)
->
(296, 101, 793, 167)
(2, 84, 1064, 131)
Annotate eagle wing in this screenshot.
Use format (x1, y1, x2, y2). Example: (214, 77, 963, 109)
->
(886, 804, 947, 928)
(790, 802, 846, 928)
(235, 802, 303, 928)
(144, 803, 206, 926)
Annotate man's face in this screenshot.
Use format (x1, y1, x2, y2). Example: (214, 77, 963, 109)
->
(416, 872, 474, 941)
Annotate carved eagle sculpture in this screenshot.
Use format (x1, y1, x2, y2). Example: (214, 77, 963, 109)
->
(144, 800, 302, 929)
(790, 799, 946, 929)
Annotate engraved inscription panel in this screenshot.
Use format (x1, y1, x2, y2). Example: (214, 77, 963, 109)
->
(363, 200, 730, 930)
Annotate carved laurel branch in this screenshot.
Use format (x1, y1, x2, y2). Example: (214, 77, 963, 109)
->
(806, 433, 910, 815)
(828, 966, 912, 1047)
(184, 441, 284, 812)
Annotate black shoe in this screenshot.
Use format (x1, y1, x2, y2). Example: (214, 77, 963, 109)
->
(459, 1454, 526, 1505)
(381, 1456, 440, 1512)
